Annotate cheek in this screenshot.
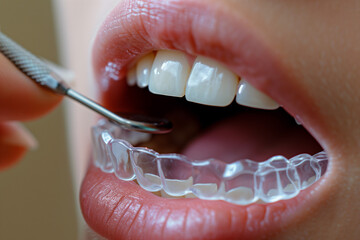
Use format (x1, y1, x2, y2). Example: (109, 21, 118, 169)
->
(222, 2, 360, 237)
(231, 1, 360, 150)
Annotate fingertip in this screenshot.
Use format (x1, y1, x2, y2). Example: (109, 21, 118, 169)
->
(0, 53, 63, 121)
(3, 122, 38, 149)
(0, 122, 38, 171)
(0, 145, 27, 171)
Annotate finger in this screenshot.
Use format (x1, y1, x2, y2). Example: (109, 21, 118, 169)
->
(0, 122, 37, 171)
(0, 53, 63, 121)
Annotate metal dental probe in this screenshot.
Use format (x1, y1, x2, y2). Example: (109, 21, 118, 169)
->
(0, 32, 172, 134)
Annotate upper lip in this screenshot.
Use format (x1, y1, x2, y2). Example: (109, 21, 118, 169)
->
(83, 0, 336, 239)
(92, 0, 331, 151)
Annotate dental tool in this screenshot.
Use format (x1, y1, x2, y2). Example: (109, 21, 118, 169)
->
(0, 32, 172, 134)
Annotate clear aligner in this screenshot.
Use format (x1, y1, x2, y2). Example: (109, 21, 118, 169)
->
(92, 119, 329, 205)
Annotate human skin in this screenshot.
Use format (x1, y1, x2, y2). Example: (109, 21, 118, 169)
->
(81, 0, 360, 239)
(3, 0, 360, 239)
(0, 53, 62, 170)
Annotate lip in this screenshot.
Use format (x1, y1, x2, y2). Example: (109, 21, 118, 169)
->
(82, 0, 336, 239)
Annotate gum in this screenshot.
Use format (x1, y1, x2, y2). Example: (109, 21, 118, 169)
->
(92, 119, 328, 205)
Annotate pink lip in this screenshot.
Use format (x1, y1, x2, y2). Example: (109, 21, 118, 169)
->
(82, 164, 327, 240)
(81, 0, 333, 239)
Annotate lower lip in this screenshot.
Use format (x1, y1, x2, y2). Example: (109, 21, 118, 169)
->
(80, 161, 327, 239)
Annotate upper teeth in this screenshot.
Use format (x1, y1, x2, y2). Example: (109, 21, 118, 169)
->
(136, 52, 155, 88)
(236, 80, 279, 110)
(127, 50, 279, 110)
(149, 50, 190, 97)
(185, 56, 238, 107)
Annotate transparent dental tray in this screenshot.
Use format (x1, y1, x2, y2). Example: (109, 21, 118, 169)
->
(92, 119, 328, 205)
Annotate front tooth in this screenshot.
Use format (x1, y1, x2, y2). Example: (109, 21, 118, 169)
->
(225, 187, 255, 204)
(190, 183, 218, 198)
(126, 66, 137, 86)
(294, 116, 302, 125)
(149, 50, 191, 97)
(136, 53, 155, 88)
(185, 56, 239, 107)
(163, 177, 193, 196)
(236, 80, 279, 110)
(160, 189, 185, 199)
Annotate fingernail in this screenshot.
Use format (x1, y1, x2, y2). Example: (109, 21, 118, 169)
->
(1, 122, 38, 150)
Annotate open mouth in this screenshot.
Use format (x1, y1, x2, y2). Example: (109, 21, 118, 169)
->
(80, 0, 335, 239)
(92, 49, 328, 205)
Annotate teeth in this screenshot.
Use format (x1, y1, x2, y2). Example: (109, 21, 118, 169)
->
(132, 149, 162, 192)
(149, 50, 191, 97)
(93, 119, 328, 205)
(225, 187, 255, 203)
(163, 177, 193, 196)
(185, 56, 239, 107)
(185, 193, 197, 198)
(126, 66, 137, 86)
(136, 53, 155, 88)
(128, 51, 279, 110)
(110, 140, 135, 181)
(144, 173, 162, 187)
(294, 116, 303, 125)
(236, 80, 279, 110)
(190, 183, 219, 197)
(160, 189, 185, 199)
(290, 154, 322, 190)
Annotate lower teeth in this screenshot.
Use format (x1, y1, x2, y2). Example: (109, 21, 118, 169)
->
(92, 119, 328, 205)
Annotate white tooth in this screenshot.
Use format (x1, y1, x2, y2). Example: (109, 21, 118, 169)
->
(191, 183, 218, 196)
(185, 193, 197, 198)
(127, 66, 137, 86)
(294, 115, 302, 125)
(236, 80, 279, 110)
(295, 119, 302, 125)
(136, 53, 155, 88)
(284, 183, 296, 192)
(149, 50, 191, 97)
(164, 177, 193, 196)
(225, 187, 255, 202)
(267, 189, 280, 197)
(302, 176, 317, 189)
(144, 173, 162, 186)
(160, 190, 185, 199)
(185, 56, 239, 107)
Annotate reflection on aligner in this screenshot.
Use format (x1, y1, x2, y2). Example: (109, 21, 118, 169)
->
(92, 119, 328, 205)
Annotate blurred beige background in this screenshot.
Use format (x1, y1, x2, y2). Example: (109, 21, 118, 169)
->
(0, 0, 77, 239)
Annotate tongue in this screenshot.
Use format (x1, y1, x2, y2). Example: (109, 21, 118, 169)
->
(182, 109, 322, 163)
